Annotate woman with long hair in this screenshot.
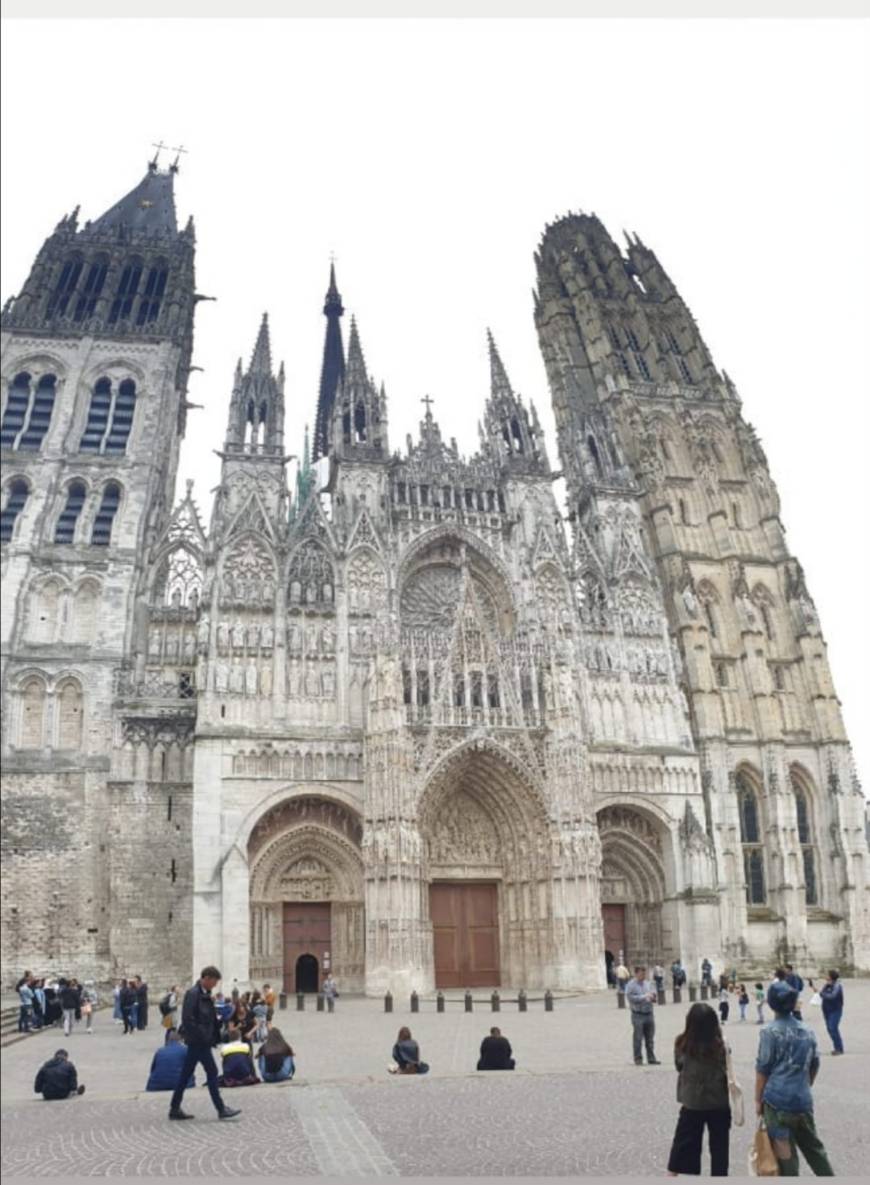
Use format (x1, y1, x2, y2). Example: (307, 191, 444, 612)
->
(257, 1028, 296, 1082)
(389, 1026, 429, 1075)
(666, 1002, 732, 1176)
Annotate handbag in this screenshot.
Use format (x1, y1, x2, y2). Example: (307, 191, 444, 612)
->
(809, 992, 821, 1007)
(749, 1118, 779, 1176)
(725, 1048, 745, 1126)
(163, 1014, 174, 1029)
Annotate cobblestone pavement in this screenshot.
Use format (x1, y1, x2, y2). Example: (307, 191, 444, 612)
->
(2, 982, 867, 1176)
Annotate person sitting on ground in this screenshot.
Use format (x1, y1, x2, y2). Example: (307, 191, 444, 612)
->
(231, 1002, 257, 1046)
(477, 1026, 515, 1071)
(146, 1031, 197, 1091)
(257, 1027, 296, 1082)
(389, 1026, 429, 1075)
(34, 1049, 85, 1100)
(218, 1026, 260, 1087)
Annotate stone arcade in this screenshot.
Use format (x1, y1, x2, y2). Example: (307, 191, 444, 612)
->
(1, 160, 867, 994)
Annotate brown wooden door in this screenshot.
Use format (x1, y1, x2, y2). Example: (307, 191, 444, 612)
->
(430, 882, 499, 988)
(601, 903, 626, 960)
(283, 902, 331, 993)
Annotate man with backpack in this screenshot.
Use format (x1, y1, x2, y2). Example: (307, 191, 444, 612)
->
(159, 985, 180, 1044)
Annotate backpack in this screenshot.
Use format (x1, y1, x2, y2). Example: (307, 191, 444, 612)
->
(159, 993, 173, 1017)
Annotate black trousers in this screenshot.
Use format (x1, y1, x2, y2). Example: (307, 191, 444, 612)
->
(667, 1106, 731, 1176)
(170, 1044, 224, 1114)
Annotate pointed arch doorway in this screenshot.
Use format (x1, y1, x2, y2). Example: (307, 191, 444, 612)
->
(294, 951, 321, 994)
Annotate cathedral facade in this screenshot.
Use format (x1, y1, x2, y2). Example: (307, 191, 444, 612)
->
(1, 161, 867, 994)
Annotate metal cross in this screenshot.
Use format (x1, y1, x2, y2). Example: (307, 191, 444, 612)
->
(421, 394, 435, 415)
(151, 140, 169, 164)
(171, 144, 189, 157)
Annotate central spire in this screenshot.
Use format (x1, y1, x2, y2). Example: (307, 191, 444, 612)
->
(313, 262, 345, 462)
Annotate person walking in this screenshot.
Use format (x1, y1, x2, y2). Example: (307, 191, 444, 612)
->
(738, 984, 749, 1022)
(754, 982, 766, 1025)
(701, 958, 713, 989)
(388, 1027, 429, 1074)
(666, 1003, 732, 1177)
(112, 980, 124, 1024)
(168, 965, 240, 1121)
(160, 985, 180, 1044)
(18, 976, 34, 1033)
(34, 1049, 86, 1100)
(81, 982, 98, 1033)
(59, 979, 79, 1038)
(257, 1028, 296, 1082)
(671, 960, 686, 991)
(262, 983, 276, 1024)
(322, 973, 339, 1006)
(819, 970, 844, 1056)
(477, 1026, 515, 1070)
(32, 978, 46, 1029)
(615, 961, 630, 994)
(120, 979, 138, 1034)
(626, 965, 660, 1066)
(653, 964, 665, 994)
(135, 976, 149, 1030)
(754, 979, 834, 1176)
(784, 964, 804, 1021)
(717, 985, 730, 1025)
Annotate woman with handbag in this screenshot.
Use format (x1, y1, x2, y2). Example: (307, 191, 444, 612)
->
(667, 1002, 738, 1176)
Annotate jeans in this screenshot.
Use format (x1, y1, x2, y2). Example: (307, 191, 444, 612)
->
(824, 1008, 843, 1053)
(631, 1012, 656, 1062)
(62, 1008, 76, 1037)
(258, 1054, 295, 1082)
(763, 1104, 834, 1176)
(739, 1003, 747, 1021)
(756, 1003, 765, 1024)
(170, 1045, 225, 1114)
(18, 1005, 32, 1033)
(122, 1007, 136, 1034)
(667, 1107, 731, 1176)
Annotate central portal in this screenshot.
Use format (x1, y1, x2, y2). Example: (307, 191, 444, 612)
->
(283, 901, 331, 993)
(430, 882, 500, 988)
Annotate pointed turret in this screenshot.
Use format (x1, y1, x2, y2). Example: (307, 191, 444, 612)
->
(249, 311, 272, 373)
(224, 314, 284, 455)
(331, 315, 388, 460)
(312, 262, 346, 462)
(488, 328, 514, 399)
(482, 330, 548, 473)
(292, 424, 316, 520)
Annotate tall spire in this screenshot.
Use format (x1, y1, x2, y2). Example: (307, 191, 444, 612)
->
(483, 329, 548, 473)
(249, 312, 272, 373)
(487, 328, 514, 398)
(312, 262, 345, 462)
(224, 314, 283, 454)
(89, 161, 178, 236)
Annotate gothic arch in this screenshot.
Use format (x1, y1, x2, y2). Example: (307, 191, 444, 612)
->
(218, 531, 276, 607)
(597, 802, 674, 965)
(345, 545, 388, 615)
(397, 524, 515, 609)
(420, 734, 546, 817)
(1, 353, 68, 387)
(233, 785, 364, 854)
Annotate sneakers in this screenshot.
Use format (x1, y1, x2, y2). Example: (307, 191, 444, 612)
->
(634, 1059, 643, 1065)
(647, 1058, 661, 1065)
(218, 1106, 241, 1120)
(169, 1108, 194, 1121)
(76, 1085, 86, 1095)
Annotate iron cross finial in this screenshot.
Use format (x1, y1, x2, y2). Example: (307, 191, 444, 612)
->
(421, 394, 435, 416)
(150, 140, 169, 166)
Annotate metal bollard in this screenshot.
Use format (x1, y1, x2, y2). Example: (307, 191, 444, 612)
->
(673, 986, 682, 1005)
(327, 995, 335, 1013)
(410, 991, 419, 1013)
(657, 989, 666, 1006)
(464, 990, 473, 1012)
(618, 990, 626, 1009)
(544, 990, 554, 1012)
(384, 991, 393, 1013)
(491, 990, 500, 1012)
(689, 984, 697, 1003)
(700, 984, 709, 1000)
(436, 991, 445, 1013)
(296, 992, 305, 1011)
(279, 991, 287, 1011)
(518, 989, 527, 1012)
(316, 993, 325, 1012)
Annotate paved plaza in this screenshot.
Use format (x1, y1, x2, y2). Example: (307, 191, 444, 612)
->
(2, 983, 868, 1177)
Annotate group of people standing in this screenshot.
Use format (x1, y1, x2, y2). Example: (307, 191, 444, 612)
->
(112, 977, 150, 1033)
(17, 972, 98, 1036)
(621, 962, 844, 1176)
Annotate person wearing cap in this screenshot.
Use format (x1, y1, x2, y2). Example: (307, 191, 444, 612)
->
(754, 979, 834, 1176)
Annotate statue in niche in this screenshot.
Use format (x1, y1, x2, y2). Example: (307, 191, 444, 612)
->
(322, 582, 333, 604)
(305, 666, 320, 697)
(230, 664, 245, 693)
(217, 620, 230, 650)
(170, 587, 182, 608)
(245, 662, 258, 696)
(305, 582, 317, 605)
(261, 622, 273, 649)
(287, 665, 300, 697)
(183, 633, 195, 661)
(288, 624, 301, 653)
(289, 580, 302, 605)
(197, 614, 211, 652)
(261, 664, 273, 696)
(166, 631, 179, 658)
(321, 624, 334, 654)
(231, 618, 245, 648)
(215, 661, 229, 692)
(148, 629, 162, 657)
(247, 621, 260, 649)
(305, 624, 318, 653)
(189, 589, 199, 612)
(322, 668, 335, 697)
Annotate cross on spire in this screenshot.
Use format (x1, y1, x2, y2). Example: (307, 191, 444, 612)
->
(170, 144, 188, 172)
(150, 140, 169, 167)
(421, 394, 435, 417)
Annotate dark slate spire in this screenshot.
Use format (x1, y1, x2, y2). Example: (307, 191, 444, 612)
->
(249, 311, 272, 374)
(89, 160, 178, 236)
(312, 262, 345, 462)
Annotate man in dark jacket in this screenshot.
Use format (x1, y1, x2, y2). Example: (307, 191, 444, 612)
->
(168, 965, 240, 1121)
(477, 1027, 515, 1070)
(34, 1049, 85, 1100)
(120, 979, 138, 1034)
(58, 979, 80, 1038)
(135, 976, 149, 1030)
(146, 1032, 196, 1091)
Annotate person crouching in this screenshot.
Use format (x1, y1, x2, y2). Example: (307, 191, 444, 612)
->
(34, 1049, 85, 1100)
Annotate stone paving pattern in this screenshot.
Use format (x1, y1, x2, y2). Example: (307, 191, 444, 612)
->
(2, 984, 868, 1177)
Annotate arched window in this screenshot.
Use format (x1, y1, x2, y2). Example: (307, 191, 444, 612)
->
(73, 580, 100, 643)
(737, 772, 766, 904)
(792, 772, 818, 906)
(80, 377, 136, 454)
(607, 325, 631, 376)
(108, 256, 144, 323)
(91, 482, 121, 546)
(55, 481, 87, 543)
(135, 258, 168, 324)
(626, 327, 652, 380)
(1, 373, 57, 451)
(32, 579, 62, 642)
(46, 254, 84, 318)
(587, 434, 603, 478)
(753, 586, 776, 641)
(57, 680, 84, 749)
(73, 255, 109, 322)
(0, 478, 29, 542)
(20, 678, 46, 748)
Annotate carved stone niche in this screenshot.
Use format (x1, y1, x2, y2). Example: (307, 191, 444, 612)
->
(426, 790, 502, 867)
(279, 857, 335, 901)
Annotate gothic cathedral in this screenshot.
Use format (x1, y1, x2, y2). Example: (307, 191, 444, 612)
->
(1, 161, 867, 993)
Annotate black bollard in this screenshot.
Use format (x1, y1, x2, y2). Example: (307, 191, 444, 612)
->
(327, 995, 335, 1013)
(279, 991, 287, 1011)
(673, 986, 682, 1004)
(491, 990, 500, 1012)
(410, 991, 419, 1013)
(657, 989, 666, 1006)
(618, 990, 626, 1009)
(700, 984, 708, 1000)
(464, 990, 473, 1012)
(436, 991, 445, 1013)
(384, 991, 393, 1013)
(296, 992, 305, 1011)
(518, 989, 527, 1012)
(316, 993, 325, 1012)
(544, 990, 554, 1012)
(689, 984, 697, 1003)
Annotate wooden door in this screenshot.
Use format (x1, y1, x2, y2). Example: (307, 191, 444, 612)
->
(430, 882, 499, 988)
(283, 902, 331, 992)
(601, 903, 626, 961)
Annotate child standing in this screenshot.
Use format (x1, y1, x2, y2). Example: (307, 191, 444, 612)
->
(738, 983, 749, 1022)
(251, 995, 269, 1042)
(754, 982, 765, 1024)
(718, 985, 730, 1025)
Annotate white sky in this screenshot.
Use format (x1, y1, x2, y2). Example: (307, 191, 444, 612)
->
(2, 18, 868, 785)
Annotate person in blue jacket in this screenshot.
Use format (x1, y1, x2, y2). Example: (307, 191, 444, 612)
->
(146, 1032, 196, 1091)
(819, 969, 844, 1055)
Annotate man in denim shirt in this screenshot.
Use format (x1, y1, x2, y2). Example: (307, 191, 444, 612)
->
(754, 979, 834, 1176)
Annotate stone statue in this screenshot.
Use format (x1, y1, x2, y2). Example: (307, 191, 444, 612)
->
(215, 661, 229, 692)
(197, 614, 211, 652)
(261, 622, 273, 649)
(217, 620, 230, 650)
(245, 662, 258, 696)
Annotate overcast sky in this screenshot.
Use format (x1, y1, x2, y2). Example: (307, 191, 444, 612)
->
(2, 18, 867, 784)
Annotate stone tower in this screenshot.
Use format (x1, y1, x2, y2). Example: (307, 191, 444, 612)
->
(534, 212, 868, 971)
(0, 157, 197, 979)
